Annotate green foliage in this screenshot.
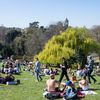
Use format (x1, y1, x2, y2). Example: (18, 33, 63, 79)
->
(36, 27, 98, 64)
(0, 21, 100, 60)
(0, 45, 14, 58)
(5, 29, 21, 43)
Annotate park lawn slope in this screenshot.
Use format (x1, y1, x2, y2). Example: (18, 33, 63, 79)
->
(0, 67, 100, 100)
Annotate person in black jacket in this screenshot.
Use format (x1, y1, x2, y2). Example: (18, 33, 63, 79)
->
(59, 57, 69, 82)
(87, 56, 97, 84)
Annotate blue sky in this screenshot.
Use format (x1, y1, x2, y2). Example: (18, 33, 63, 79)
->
(0, 0, 100, 28)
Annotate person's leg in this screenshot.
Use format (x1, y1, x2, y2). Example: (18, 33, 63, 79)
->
(59, 71, 64, 82)
(87, 70, 91, 83)
(39, 71, 42, 81)
(89, 70, 97, 83)
(64, 71, 69, 81)
(36, 70, 39, 81)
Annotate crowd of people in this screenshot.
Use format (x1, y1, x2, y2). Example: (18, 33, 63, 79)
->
(0, 55, 99, 99)
(0, 57, 21, 74)
(0, 57, 21, 85)
(43, 57, 99, 100)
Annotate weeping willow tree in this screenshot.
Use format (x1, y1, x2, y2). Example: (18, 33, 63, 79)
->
(35, 27, 98, 65)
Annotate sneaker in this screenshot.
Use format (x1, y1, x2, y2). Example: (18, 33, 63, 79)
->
(17, 80, 20, 84)
(6, 82, 9, 85)
(94, 80, 97, 84)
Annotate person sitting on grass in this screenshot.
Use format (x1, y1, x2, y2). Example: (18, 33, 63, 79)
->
(95, 64, 100, 76)
(45, 74, 64, 99)
(46, 74, 60, 92)
(43, 65, 50, 75)
(50, 68, 55, 75)
(70, 72, 77, 83)
(5, 73, 15, 82)
(79, 75, 89, 91)
(54, 68, 59, 75)
(4, 73, 20, 85)
(0, 74, 5, 84)
(62, 80, 85, 100)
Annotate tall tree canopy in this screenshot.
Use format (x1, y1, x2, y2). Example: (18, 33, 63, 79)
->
(36, 27, 98, 64)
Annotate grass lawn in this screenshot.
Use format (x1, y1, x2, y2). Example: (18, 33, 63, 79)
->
(0, 63, 100, 100)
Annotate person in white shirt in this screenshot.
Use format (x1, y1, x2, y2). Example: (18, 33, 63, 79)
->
(79, 75, 89, 91)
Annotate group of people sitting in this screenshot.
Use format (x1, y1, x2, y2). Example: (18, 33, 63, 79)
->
(0, 73, 20, 85)
(23, 61, 33, 71)
(76, 66, 88, 78)
(0, 58, 21, 74)
(44, 73, 89, 100)
(0, 57, 21, 85)
(43, 66, 59, 76)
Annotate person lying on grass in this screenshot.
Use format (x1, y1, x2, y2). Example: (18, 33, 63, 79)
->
(0, 73, 20, 85)
(0, 74, 5, 84)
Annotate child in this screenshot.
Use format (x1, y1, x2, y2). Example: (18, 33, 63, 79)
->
(70, 73, 77, 83)
(79, 75, 89, 91)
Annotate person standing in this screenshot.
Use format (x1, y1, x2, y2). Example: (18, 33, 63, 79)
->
(87, 56, 96, 84)
(34, 58, 42, 81)
(59, 57, 69, 83)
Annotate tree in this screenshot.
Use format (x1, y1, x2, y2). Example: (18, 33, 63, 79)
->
(63, 18, 69, 30)
(13, 36, 25, 55)
(0, 45, 14, 58)
(29, 21, 39, 28)
(91, 25, 100, 43)
(36, 27, 98, 66)
(5, 29, 21, 44)
(90, 25, 100, 61)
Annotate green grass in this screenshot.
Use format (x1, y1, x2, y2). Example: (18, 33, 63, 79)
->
(0, 64, 100, 100)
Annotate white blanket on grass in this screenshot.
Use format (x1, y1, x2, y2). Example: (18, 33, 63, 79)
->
(81, 90, 97, 95)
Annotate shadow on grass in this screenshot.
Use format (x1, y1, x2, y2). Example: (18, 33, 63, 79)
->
(89, 88, 100, 91)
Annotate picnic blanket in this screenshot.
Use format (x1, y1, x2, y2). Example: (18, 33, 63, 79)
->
(81, 90, 97, 95)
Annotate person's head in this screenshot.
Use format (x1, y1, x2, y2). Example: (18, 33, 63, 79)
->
(51, 68, 53, 71)
(66, 80, 73, 87)
(50, 74, 55, 79)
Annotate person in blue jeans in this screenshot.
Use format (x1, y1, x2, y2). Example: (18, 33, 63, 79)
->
(35, 58, 42, 81)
